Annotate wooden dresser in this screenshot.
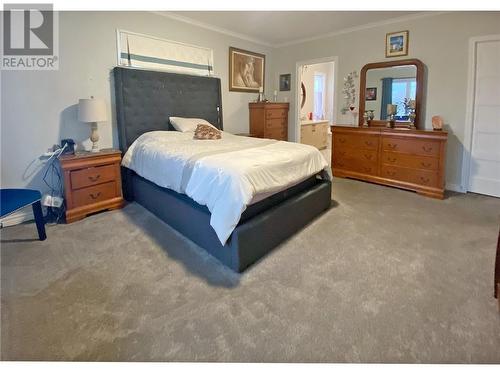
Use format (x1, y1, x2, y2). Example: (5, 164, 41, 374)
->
(301, 120, 329, 150)
(332, 126, 448, 199)
(249, 102, 289, 141)
(60, 149, 125, 223)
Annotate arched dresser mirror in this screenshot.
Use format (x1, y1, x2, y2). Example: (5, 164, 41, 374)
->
(358, 58, 424, 129)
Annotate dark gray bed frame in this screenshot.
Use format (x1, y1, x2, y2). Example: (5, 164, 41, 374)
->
(113, 66, 332, 272)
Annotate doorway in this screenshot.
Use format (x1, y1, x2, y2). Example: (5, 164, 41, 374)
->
(463, 35, 500, 197)
(296, 57, 337, 164)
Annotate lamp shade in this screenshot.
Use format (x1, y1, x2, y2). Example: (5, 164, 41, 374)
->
(78, 98, 107, 123)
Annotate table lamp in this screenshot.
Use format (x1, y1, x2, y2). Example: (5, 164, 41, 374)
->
(78, 96, 107, 152)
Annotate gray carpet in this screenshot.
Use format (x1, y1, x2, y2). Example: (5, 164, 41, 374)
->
(1, 178, 500, 362)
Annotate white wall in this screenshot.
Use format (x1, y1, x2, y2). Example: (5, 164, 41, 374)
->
(270, 12, 500, 191)
(299, 61, 335, 122)
(0, 11, 272, 195)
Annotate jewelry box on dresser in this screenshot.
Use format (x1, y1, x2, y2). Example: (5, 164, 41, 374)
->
(332, 58, 448, 199)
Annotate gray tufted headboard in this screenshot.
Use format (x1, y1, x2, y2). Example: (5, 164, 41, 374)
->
(113, 67, 223, 153)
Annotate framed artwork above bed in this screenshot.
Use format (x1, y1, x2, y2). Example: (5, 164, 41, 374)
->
(229, 47, 265, 92)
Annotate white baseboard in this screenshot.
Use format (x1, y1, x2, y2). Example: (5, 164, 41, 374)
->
(0, 207, 34, 228)
(446, 182, 466, 193)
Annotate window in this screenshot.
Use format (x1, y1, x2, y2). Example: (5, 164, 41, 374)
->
(391, 78, 416, 119)
(313, 73, 326, 120)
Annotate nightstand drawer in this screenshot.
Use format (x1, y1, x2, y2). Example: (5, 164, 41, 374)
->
(70, 164, 116, 189)
(72, 181, 117, 207)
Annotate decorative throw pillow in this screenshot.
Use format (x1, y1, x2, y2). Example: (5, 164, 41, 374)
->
(193, 124, 222, 140)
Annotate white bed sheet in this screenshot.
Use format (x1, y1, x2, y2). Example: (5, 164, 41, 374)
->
(122, 131, 330, 245)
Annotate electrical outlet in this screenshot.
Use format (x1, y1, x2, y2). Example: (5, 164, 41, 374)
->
(42, 194, 63, 208)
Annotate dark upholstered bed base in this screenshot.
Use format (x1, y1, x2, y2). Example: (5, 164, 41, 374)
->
(129, 171, 332, 272)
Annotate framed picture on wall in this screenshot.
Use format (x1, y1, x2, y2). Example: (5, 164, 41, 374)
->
(366, 87, 377, 101)
(279, 74, 291, 91)
(229, 47, 265, 92)
(385, 30, 409, 57)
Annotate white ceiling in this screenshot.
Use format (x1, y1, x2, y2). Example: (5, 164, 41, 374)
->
(166, 11, 423, 47)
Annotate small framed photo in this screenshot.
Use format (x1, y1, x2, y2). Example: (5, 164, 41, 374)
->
(386, 30, 409, 57)
(365, 87, 377, 101)
(279, 74, 291, 91)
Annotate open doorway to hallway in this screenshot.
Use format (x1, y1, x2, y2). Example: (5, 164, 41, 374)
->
(296, 58, 337, 165)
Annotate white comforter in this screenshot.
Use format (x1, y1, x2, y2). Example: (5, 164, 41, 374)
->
(122, 131, 330, 245)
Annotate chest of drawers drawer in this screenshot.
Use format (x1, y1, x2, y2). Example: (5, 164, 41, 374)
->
(266, 108, 287, 119)
(382, 151, 439, 171)
(333, 149, 378, 175)
(70, 164, 117, 189)
(266, 118, 286, 129)
(72, 181, 117, 207)
(382, 137, 439, 157)
(381, 165, 439, 188)
(334, 133, 379, 150)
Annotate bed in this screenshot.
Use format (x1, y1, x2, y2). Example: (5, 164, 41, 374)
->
(113, 66, 332, 272)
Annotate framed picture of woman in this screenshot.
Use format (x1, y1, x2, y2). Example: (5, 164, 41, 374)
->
(229, 47, 265, 92)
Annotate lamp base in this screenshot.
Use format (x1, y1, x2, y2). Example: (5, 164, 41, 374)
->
(90, 123, 100, 153)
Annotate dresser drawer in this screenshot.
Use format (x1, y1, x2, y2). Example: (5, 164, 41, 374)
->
(266, 118, 286, 129)
(334, 133, 378, 150)
(265, 127, 287, 140)
(70, 164, 116, 189)
(381, 165, 439, 187)
(382, 152, 439, 171)
(382, 137, 440, 157)
(266, 108, 287, 119)
(72, 181, 118, 207)
(334, 149, 378, 175)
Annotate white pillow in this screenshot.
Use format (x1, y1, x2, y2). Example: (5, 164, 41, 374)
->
(169, 117, 213, 132)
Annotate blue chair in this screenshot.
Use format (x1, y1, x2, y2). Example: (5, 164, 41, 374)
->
(0, 189, 47, 240)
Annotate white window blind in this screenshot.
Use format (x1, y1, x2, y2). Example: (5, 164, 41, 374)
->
(117, 30, 214, 76)
(313, 73, 325, 120)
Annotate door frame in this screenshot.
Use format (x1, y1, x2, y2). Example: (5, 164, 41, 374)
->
(461, 34, 500, 192)
(294, 56, 338, 143)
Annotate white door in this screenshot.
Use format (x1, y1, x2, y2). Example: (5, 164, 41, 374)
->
(468, 38, 500, 197)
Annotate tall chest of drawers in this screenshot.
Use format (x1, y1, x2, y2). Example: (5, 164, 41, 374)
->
(249, 102, 289, 141)
(332, 126, 447, 199)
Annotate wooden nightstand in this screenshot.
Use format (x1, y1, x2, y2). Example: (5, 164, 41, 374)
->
(59, 149, 125, 223)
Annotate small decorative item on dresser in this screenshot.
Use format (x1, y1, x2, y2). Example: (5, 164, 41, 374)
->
(363, 111, 369, 127)
(386, 104, 397, 128)
(432, 115, 444, 131)
(59, 149, 125, 223)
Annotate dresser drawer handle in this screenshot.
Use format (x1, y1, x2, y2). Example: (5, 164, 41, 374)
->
(339, 138, 346, 143)
(89, 192, 101, 200)
(364, 153, 373, 160)
(387, 157, 397, 163)
(88, 174, 101, 182)
(386, 170, 396, 177)
(387, 143, 397, 149)
(420, 176, 430, 183)
(421, 162, 432, 168)
(362, 167, 372, 173)
(422, 145, 433, 153)
(365, 140, 373, 146)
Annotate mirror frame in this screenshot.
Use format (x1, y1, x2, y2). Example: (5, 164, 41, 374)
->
(358, 58, 424, 129)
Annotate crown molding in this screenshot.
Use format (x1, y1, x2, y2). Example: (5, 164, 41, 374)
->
(274, 11, 450, 47)
(152, 11, 275, 47)
(153, 11, 450, 49)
